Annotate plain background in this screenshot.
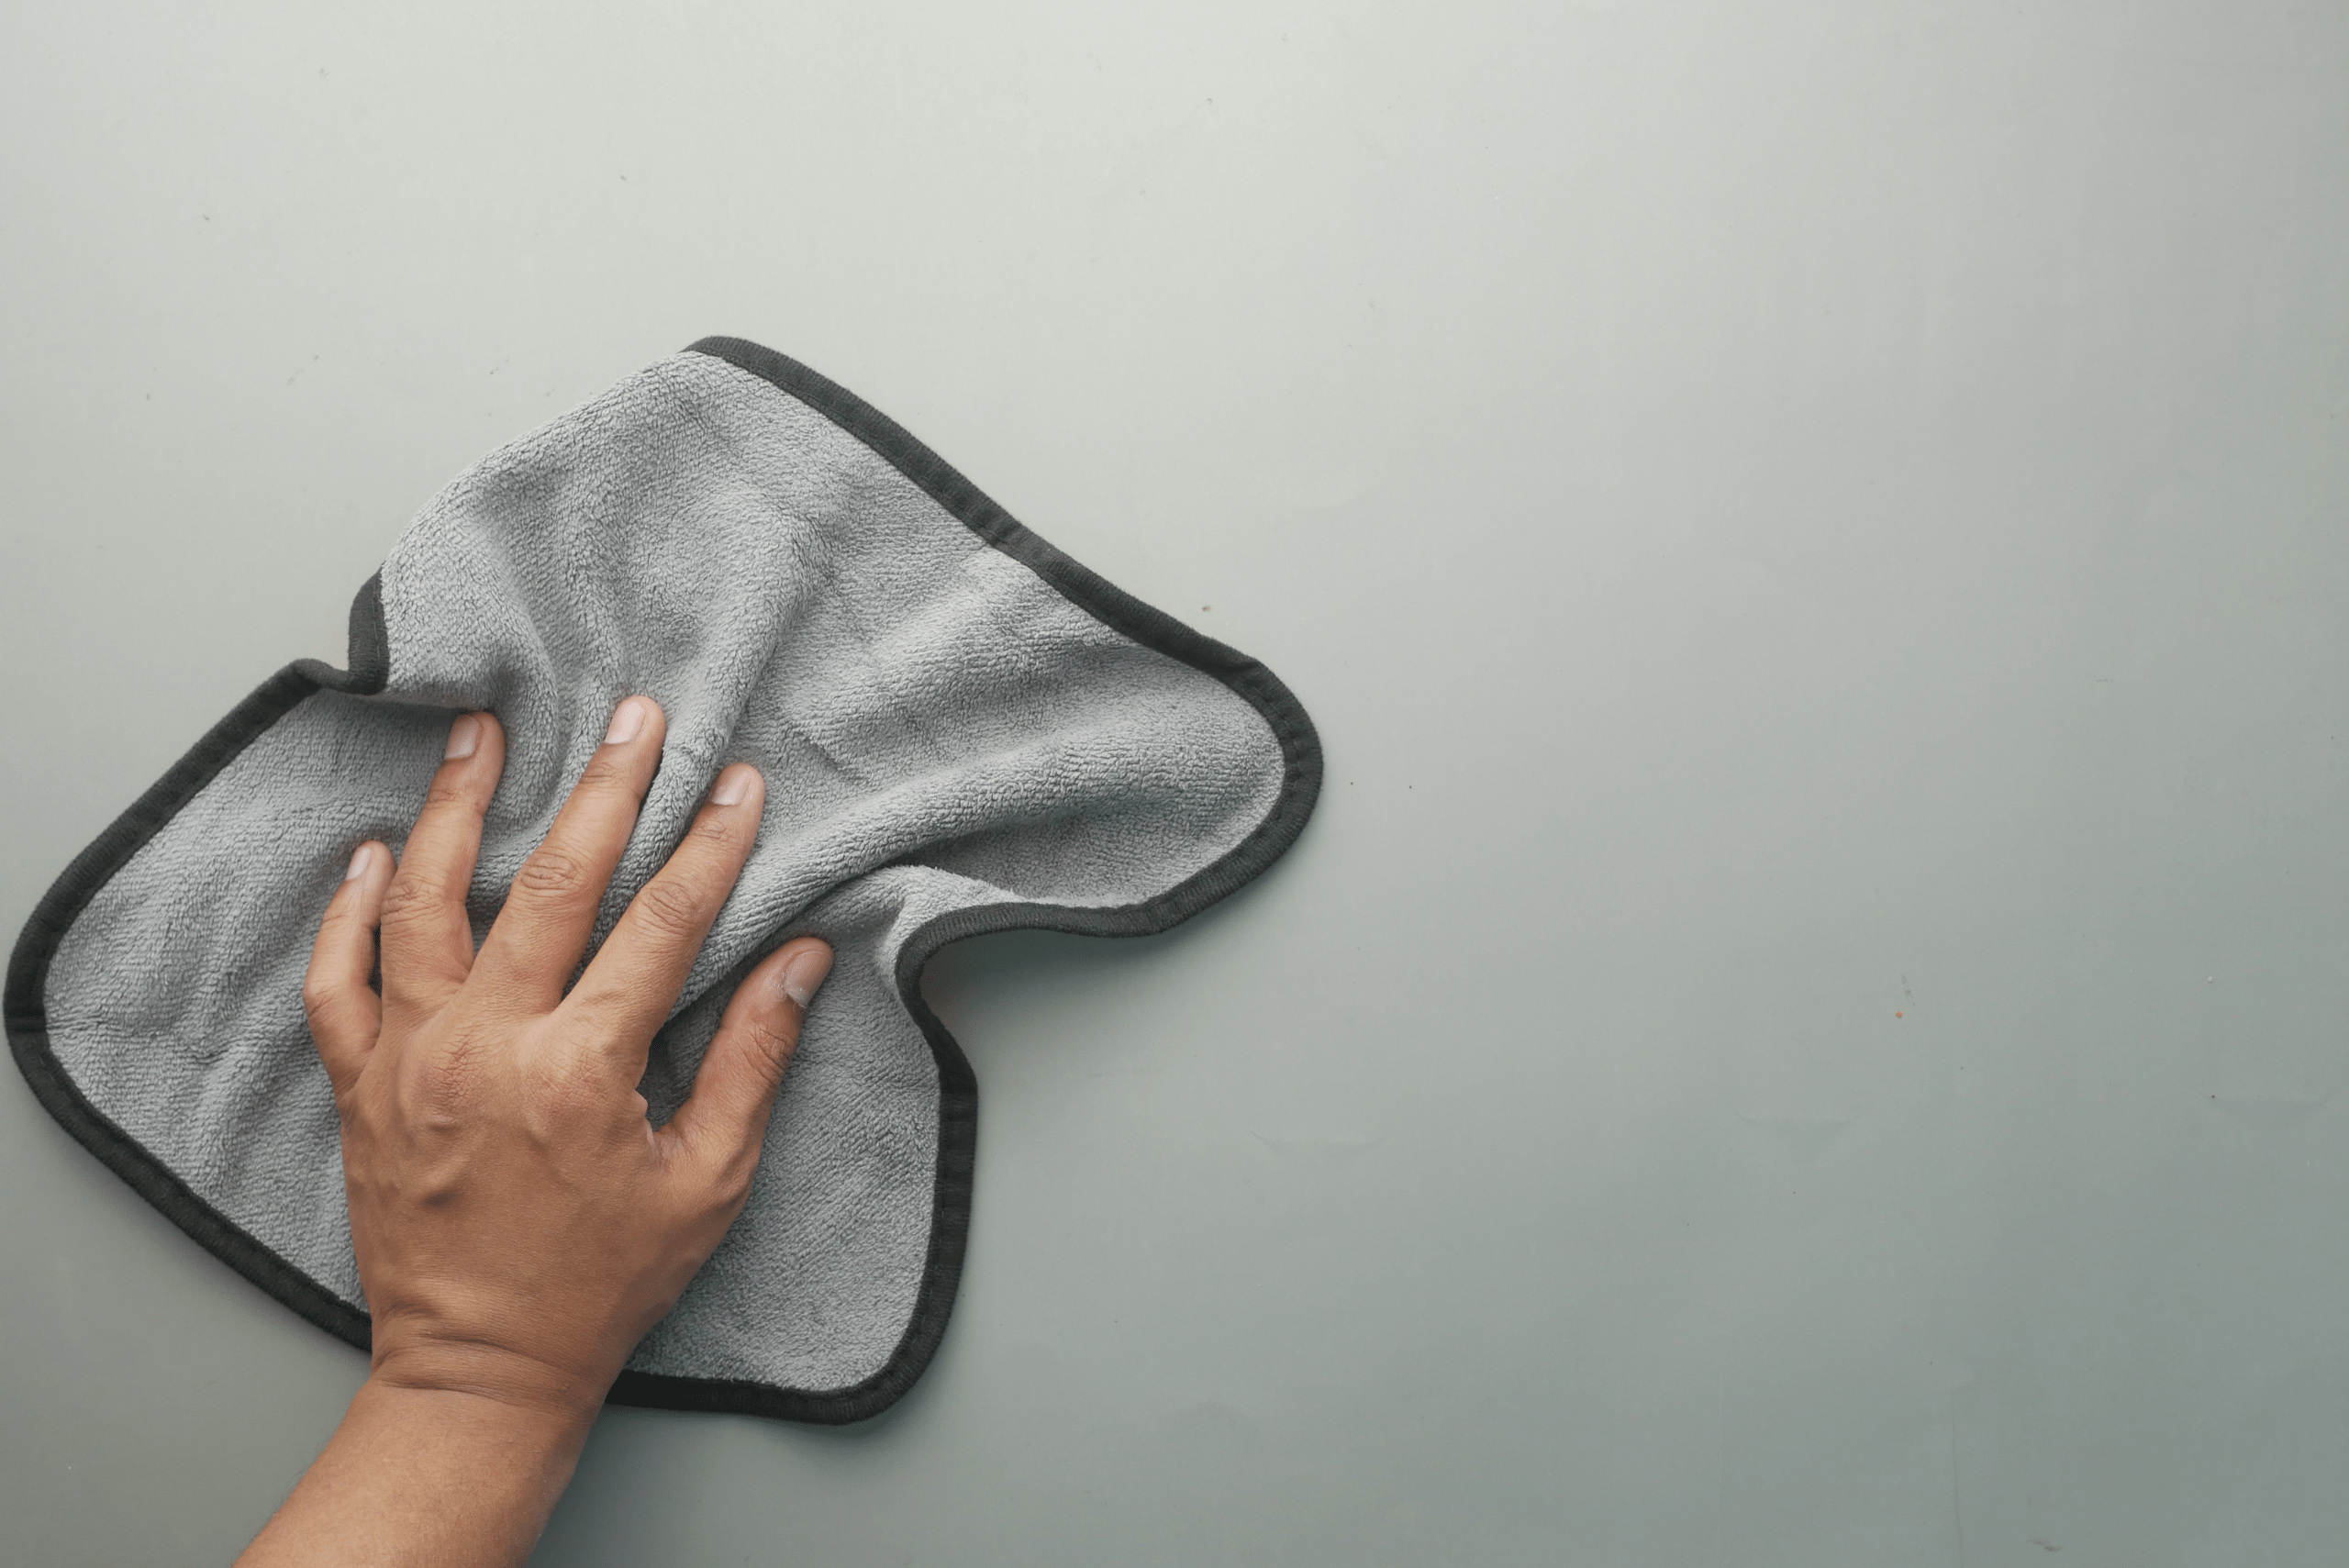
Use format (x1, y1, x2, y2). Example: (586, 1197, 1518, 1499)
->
(3, 2, 2345, 1563)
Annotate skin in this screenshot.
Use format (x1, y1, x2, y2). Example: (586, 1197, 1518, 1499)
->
(235, 695, 832, 1568)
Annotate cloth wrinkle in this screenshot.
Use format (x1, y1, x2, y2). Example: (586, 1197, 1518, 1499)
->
(15, 340, 1318, 1422)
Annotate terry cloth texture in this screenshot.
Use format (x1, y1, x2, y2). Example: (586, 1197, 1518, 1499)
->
(5, 337, 1321, 1424)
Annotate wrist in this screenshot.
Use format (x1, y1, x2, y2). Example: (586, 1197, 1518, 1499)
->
(238, 1367, 598, 1567)
(366, 1334, 614, 1431)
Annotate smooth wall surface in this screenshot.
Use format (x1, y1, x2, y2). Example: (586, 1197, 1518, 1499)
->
(4, 3, 2344, 1563)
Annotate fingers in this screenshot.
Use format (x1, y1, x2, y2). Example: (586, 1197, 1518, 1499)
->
(473, 695, 666, 1010)
(661, 940, 832, 1186)
(378, 712, 506, 1018)
(561, 762, 767, 1066)
(304, 840, 391, 1095)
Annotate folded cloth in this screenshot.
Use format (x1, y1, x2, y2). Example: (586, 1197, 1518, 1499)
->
(6, 337, 1320, 1423)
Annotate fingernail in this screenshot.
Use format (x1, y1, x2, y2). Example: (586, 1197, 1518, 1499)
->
(342, 843, 373, 882)
(710, 764, 760, 808)
(604, 696, 650, 746)
(444, 714, 480, 760)
(779, 946, 832, 1008)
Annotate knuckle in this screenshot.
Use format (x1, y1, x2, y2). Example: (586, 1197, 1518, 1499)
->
(529, 1054, 604, 1118)
(710, 1161, 756, 1213)
(629, 875, 707, 940)
(408, 1023, 517, 1113)
(299, 967, 336, 1011)
(734, 1018, 796, 1093)
(512, 848, 594, 903)
(681, 1137, 758, 1211)
(577, 751, 640, 795)
(686, 809, 742, 846)
(300, 976, 343, 1028)
(377, 874, 449, 929)
(422, 776, 477, 810)
(413, 1045, 474, 1111)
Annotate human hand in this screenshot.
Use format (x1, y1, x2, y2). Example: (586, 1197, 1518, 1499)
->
(238, 697, 828, 1566)
(301, 695, 831, 1416)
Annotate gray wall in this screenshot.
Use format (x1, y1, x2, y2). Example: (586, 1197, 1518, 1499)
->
(3, 2, 2344, 1563)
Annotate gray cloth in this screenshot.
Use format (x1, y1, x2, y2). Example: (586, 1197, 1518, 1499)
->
(6, 338, 1320, 1423)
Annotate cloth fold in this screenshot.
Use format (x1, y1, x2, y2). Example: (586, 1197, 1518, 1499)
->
(5, 337, 1320, 1423)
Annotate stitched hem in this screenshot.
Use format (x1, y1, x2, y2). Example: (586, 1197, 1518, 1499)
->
(6, 342, 1323, 1426)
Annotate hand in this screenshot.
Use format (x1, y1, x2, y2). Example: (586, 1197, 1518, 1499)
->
(239, 697, 829, 1568)
(304, 695, 829, 1408)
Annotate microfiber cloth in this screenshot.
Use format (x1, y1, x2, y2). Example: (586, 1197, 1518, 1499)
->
(5, 337, 1320, 1424)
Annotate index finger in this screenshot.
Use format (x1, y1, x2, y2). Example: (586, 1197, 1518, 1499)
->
(377, 712, 505, 1021)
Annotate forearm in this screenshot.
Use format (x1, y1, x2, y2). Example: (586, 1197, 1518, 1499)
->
(235, 1374, 598, 1568)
